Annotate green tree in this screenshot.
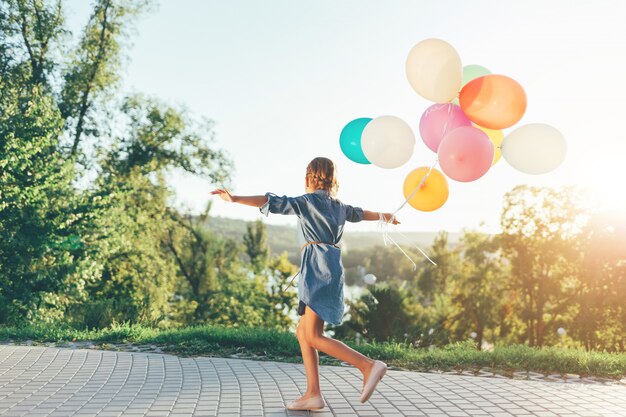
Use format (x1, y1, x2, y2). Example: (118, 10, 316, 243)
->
(163, 203, 241, 326)
(59, 0, 149, 158)
(243, 219, 269, 274)
(0, 83, 78, 324)
(447, 230, 508, 349)
(407, 292, 453, 348)
(0, 0, 65, 87)
(416, 231, 458, 305)
(264, 252, 299, 330)
(333, 281, 417, 343)
(500, 185, 585, 347)
(79, 96, 232, 327)
(201, 251, 297, 331)
(1, 0, 235, 327)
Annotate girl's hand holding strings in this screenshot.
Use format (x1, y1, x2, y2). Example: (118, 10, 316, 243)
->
(383, 213, 400, 225)
(210, 189, 235, 203)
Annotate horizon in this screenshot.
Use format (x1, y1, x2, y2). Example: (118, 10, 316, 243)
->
(208, 213, 466, 235)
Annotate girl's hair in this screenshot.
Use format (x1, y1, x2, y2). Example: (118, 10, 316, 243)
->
(306, 157, 339, 197)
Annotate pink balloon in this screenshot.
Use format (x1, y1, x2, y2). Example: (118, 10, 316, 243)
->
(438, 126, 494, 182)
(419, 103, 472, 153)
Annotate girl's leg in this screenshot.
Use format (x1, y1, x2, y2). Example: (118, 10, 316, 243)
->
(302, 306, 375, 385)
(295, 316, 321, 398)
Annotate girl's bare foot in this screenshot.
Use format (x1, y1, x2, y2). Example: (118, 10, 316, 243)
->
(360, 359, 376, 386)
(295, 391, 322, 401)
(286, 392, 326, 411)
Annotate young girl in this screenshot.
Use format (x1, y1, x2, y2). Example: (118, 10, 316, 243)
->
(211, 156, 400, 411)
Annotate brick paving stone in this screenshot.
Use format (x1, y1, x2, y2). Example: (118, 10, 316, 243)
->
(1, 345, 626, 416)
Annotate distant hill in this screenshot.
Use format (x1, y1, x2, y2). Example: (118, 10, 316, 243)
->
(201, 216, 460, 264)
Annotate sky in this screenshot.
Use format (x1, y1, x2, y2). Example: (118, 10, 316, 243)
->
(64, 0, 626, 233)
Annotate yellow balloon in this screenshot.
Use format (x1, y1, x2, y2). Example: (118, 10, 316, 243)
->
(474, 125, 504, 165)
(403, 167, 449, 212)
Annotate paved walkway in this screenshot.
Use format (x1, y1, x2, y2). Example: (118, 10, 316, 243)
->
(1, 346, 625, 417)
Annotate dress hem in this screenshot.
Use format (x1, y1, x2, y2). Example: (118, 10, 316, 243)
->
(298, 297, 342, 325)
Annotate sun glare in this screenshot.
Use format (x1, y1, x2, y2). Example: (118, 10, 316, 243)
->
(589, 182, 626, 213)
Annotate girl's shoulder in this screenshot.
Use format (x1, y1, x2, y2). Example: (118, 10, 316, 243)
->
(309, 192, 344, 205)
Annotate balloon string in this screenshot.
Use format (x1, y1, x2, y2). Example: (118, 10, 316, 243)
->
(441, 103, 452, 142)
(374, 157, 439, 269)
(388, 229, 437, 266)
(378, 213, 437, 268)
(378, 212, 417, 271)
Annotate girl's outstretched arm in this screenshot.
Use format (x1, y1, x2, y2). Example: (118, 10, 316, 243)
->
(362, 210, 400, 225)
(211, 189, 267, 207)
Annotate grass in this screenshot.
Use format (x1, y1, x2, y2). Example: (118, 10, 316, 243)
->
(1, 323, 625, 379)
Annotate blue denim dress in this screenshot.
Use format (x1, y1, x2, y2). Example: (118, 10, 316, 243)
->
(260, 189, 364, 325)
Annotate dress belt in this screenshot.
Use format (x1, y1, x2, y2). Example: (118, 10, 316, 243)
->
(299, 241, 339, 252)
(282, 241, 339, 293)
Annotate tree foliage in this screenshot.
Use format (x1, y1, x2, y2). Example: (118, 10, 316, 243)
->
(0, 82, 78, 323)
(1, 0, 296, 331)
(243, 219, 269, 274)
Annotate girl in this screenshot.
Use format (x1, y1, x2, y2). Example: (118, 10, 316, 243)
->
(211, 156, 399, 411)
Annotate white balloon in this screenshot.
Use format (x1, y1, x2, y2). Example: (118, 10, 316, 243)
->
(361, 115, 415, 169)
(502, 123, 566, 174)
(406, 38, 462, 103)
(363, 273, 377, 285)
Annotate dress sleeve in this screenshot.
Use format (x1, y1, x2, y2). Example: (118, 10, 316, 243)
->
(259, 192, 306, 217)
(344, 204, 364, 223)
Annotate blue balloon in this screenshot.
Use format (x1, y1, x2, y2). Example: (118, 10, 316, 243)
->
(340, 118, 372, 164)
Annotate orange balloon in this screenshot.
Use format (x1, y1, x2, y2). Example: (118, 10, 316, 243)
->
(459, 74, 527, 129)
(403, 167, 449, 212)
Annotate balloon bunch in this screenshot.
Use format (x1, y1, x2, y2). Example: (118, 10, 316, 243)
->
(340, 38, 566, 213)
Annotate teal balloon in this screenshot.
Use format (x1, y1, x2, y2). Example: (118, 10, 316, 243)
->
(340, 118, 372, 164)
(462, 65, 491, 87)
